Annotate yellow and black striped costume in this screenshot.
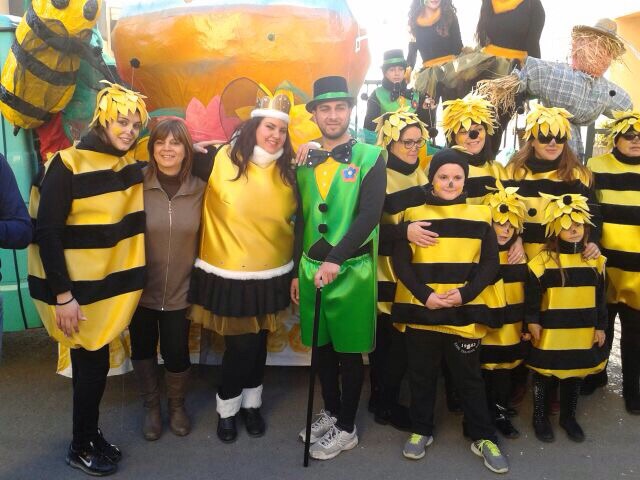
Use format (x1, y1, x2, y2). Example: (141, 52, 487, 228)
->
(525, 249, 607, 379)
(0, 1, 105, 129)
(481, 247, 527, 370)
(392, 200, 505, 339)
(505, 163, 595, 259)
(588, 152, 640, 311)
(378, 156, 428, 321)
(28, 146, 145, 351)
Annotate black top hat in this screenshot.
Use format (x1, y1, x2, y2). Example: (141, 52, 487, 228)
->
(306, 76, 355, 112)
(382, 49, 407, 70)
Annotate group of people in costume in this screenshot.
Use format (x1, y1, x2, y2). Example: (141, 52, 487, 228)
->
(11, 0, 639, 478)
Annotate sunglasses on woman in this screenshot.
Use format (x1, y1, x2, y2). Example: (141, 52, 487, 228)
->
(620, 131, 640, 142)
(537, 133, 567, 144)
(400, 138, 426, 149)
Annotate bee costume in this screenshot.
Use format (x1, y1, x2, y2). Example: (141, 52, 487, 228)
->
(525, 193, 607, 443)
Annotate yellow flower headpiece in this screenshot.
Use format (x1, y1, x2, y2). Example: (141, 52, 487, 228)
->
(481, 179, 527, 232)
(90, 80, 148, 129)
(540, 192, 594, 237)
(604, 110, 640, 148)
(441, 93, 497, 141)
(374, 106, 428, 149)
(523, 105, 573, 141)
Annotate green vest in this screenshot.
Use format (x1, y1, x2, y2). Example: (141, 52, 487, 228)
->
(297, 142, 382, 254)
(374, 86, 419, 114)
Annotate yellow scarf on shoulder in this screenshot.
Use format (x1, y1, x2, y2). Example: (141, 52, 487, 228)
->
(417, 7, 441, 27)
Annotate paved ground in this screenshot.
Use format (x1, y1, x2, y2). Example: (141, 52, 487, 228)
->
(0, 328, 638, 480)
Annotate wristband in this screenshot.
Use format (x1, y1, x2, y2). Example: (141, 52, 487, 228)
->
(56, 296, 75, 306)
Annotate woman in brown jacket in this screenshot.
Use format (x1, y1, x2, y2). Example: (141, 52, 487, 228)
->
(130, 119, 206, 441)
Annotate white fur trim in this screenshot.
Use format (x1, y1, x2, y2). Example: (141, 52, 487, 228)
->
(241, 385, 263, 409)
(217, 393, 242, 418)
(250, 108, 290, 123)
(251, 145, 282, 167)
(194, 258, 293, 280)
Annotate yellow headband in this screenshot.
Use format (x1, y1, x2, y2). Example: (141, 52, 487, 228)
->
(374, 107, 429, 149)
(90, 80, 148, 129)
(441, 93, 497, 141)
(540, 192, 594, 237)
(523, 105, 573, 141)
(605, 110, 640, 148)
(481, 179, 527, 232)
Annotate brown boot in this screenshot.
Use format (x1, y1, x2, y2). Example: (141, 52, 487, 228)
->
(132, 359, 162, 441)
(166, 368, 191, 436)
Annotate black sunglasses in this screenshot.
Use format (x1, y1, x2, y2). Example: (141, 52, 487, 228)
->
(537, 133, 567, 144)
(621, 131, 640, 142)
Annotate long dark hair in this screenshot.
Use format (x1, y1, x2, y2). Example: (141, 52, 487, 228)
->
(147, 118, 194, 183)
(475, 0, 494, 47)
(229, 116, 295, 186)
(408, 0, 457, 37)
(507, 140, 592, 185)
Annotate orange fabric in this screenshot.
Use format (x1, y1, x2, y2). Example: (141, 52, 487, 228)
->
(482, 44, 527, 61)
(417, 8, 441, 27)
(491, 0, 525, 14)
(422, 54, 456, 68)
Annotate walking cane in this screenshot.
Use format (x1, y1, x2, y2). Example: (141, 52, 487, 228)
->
(303, 285, 323, 467)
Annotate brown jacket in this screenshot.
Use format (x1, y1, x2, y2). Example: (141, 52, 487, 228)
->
(139, 166, 206, 310)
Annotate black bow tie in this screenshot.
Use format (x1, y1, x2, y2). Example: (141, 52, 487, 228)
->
(303, 139, 356, 167)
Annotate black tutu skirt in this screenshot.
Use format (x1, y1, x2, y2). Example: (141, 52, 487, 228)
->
(188, 265, 293, 318)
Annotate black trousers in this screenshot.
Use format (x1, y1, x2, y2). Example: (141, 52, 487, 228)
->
(71, 345, 110, 447)
(605, 304, 640, 398)
(406, 328, 496, 441)
(129, 306, 191, 373)
(219, 330, 268, 400)
(317, 343, 364, 432)
(369, 314, 401, 394)
(482, 368, 512, 417)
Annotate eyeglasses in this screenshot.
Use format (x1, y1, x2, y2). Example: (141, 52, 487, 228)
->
(620, 131, 640, 142)
(400, 138, 426, 149)
(537, 133, 568, 145)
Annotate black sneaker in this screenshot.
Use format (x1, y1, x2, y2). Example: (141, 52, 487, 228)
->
(95, 429, 122, 464)
(66, 442, 117, 476)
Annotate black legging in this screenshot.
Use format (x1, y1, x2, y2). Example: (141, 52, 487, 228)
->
(606, 303, 640, 398)
(129, 306, 191, 373)
(71, 345, 110, 447)
(317, 344, 364, 432)
(219, 330, 268, 400)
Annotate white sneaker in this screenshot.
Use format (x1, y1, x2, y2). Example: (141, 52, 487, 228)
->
(299, 410, 337, 444)
(309, 425, 358, 460)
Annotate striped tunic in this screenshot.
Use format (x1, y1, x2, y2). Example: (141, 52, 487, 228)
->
(588, 151, 640, 311)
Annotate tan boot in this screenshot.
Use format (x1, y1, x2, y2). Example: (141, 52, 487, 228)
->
(132, 359, 162, 441)
(166, 367, 191, 436)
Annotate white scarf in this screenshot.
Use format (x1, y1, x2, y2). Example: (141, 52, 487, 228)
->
(251, 145, 282, 168)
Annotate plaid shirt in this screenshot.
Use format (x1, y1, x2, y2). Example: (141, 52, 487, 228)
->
(516, 57, 632, 158)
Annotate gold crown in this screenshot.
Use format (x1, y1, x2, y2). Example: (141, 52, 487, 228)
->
(540, 192, 594, 237)
(604, 110, 640, 148)
(373, 107, 428, 148)
(523, 105, 573, 141)
(90, 80, 148, 129)
(441, 93, 497, 141)
(250, 84, 292, 122)
(481, 179, 527, 232)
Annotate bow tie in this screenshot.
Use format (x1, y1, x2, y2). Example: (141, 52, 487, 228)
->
(303, 139, 356, 167)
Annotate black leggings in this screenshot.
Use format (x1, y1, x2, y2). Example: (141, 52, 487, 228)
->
(606, 304, 640, 397)
(220, 330, 268, 400)
(129, 306, 191, 373)
(483, 368, 512, 416)
(317, 344, 364, 432)
(71, 345, 110, 447)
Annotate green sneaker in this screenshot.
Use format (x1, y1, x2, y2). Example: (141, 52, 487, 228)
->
(471, 439, 509, 474)
(402, 433, 433, 460)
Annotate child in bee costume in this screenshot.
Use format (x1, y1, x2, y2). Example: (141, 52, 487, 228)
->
(28, 81, 148, 476)
(391, 147, 509, 474)
(524, 193, 607, 443)
(480, 180, 528, 439)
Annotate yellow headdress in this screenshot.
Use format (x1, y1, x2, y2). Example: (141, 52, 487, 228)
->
(539, 192, 594, 237)
(250, 84, 292, 123)
(90, 81, 148, 129)
(373, 107, 428, 149)
(604, 110, 640, 148)
(441, 93, 497, 141)
(523, 105, 573, 141)
(481, 180, 527, 232)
